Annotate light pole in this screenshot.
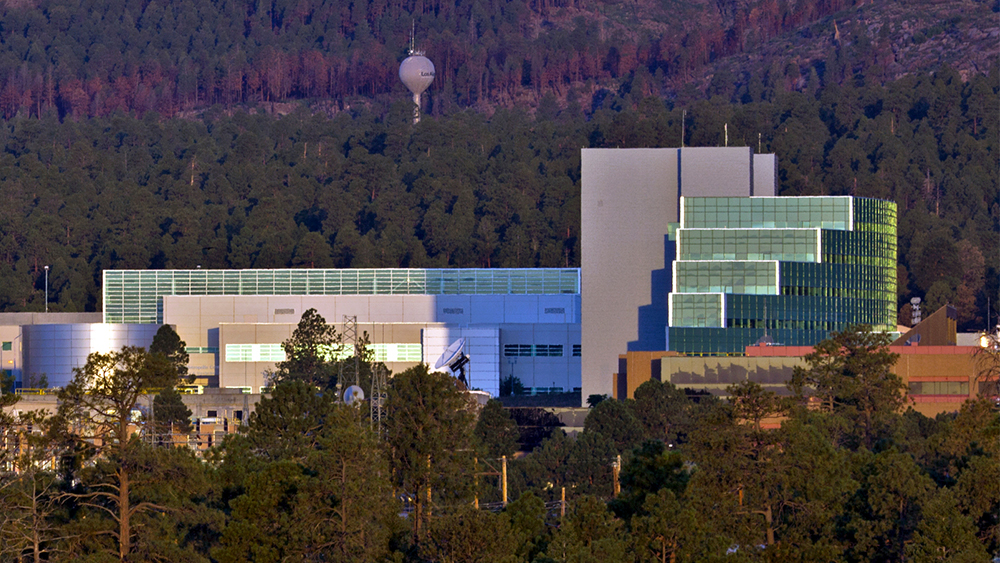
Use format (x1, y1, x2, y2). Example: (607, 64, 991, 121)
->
(44, 265, 49, 313)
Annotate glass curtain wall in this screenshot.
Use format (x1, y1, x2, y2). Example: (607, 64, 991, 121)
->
(669, 197, 896, 355)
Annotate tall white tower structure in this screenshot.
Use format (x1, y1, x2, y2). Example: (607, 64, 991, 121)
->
(399, 32, 434, 124)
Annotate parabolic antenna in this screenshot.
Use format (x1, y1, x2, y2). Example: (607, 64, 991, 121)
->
(434, 338, 470, 388)
(434, 338, 466, 370)
(343, 385, 365, 405)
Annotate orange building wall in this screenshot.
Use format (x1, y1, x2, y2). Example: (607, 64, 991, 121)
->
(615, 351, 682, 399)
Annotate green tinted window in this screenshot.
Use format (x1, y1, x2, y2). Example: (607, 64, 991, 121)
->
(678, 229, 820, 262)
(670, 294, 724, 328)
(675, 261, 777, 295)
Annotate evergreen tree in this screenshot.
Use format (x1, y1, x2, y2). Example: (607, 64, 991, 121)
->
(271, 308, 341, 389)
(384, 364, 477, 543)
(149, 324, 190, 380)
(474, 399, 519, 459)
(152, 387, 194, 440)
(788, 325, 904, 449)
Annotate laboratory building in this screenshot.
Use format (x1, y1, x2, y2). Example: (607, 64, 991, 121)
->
(9, 268, 581, 398)
(3, 145, 986, 417)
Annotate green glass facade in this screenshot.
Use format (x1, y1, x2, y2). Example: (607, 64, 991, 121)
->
(674, 261, 778, 295)
(103, 268, 581, 324)
(678, 230, 820, 262)
(669, 197, 896, 355)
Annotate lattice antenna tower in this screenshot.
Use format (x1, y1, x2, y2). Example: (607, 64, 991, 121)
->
(343, 315, 359, 389)
(370, 362, 388, 439)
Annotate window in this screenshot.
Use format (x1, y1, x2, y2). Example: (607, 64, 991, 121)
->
(572, 344, 582, 357)
(504, 344, 533, 357)
(534, 345, 564, 357)
(909, 381, 969, 395)
(225, 344, 286, 362)
(1, 341, 10, 351)
(206, 410, 217, 417)
(504, 344, 563, 357)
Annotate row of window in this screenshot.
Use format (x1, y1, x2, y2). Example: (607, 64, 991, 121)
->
(727, 319, 846, 331)
(224, 343, 424, 363)
(678, 229, 820, 263)
(780, 287, 895, 300)
(675, 261, 777, 296)
(503, 344, 582, 358)
(908, 381, 969, 396)
(668, 327, 840, 355)
(682, 197, 853, 231)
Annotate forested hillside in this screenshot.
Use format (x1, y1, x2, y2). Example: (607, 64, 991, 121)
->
(0, 67, 995, 329)
(0, 0, 992, 117)
(0, 0, 994, 329)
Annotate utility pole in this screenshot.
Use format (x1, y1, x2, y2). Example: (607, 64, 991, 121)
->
(613, 454, 621, 497)
(44, 265, 49, 313)
(473, 457, 479, 510)
(681, 109, 686, 147)
(501, 455, 508, 507)
(560, 486, 566, 518)
(426, 454, 432, 522)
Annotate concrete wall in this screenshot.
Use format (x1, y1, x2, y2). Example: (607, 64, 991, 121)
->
(753, 154, 777, 196)
(581, 148, 680, 402)
(217, 321, 435, 393)
(186, 293, 583, 396)
(164, 294, 579, 350)
(581, 147, 771, 404)
(0, 312, 103, 326)
(614, 351, 682, 399)
(662, 356, 807, 396)
(680, 147, 753, 197)
(424, 326, 500, 396)
(498, 323, 581, 392)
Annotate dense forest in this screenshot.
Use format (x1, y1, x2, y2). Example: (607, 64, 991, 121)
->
(0, 323, 997, 561)
(0, 66, 994, 329)
(0, 0, 991, 118)
(0, 0, 994, 329)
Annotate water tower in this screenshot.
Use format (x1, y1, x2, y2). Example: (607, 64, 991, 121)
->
(399, 31, 434, 124)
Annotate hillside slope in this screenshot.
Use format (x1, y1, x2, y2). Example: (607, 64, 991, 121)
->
(0, 0, 992, 117)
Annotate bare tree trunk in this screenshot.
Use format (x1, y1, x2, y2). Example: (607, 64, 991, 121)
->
(119, 468, 130, 561)
(32, 482, 42, 563)
(764, 504, 774, 546)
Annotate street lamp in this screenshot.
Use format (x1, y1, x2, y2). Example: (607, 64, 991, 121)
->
(44, 265, 49, 313)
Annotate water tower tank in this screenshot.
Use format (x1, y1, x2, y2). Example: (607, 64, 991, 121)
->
(399, 54, 435, 122)
(400, 55, 435, 96)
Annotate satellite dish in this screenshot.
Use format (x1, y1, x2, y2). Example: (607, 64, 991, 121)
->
(343, 385, 365, 405)
(434, 338, 466, 370)
(434, 338, 470, 388)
